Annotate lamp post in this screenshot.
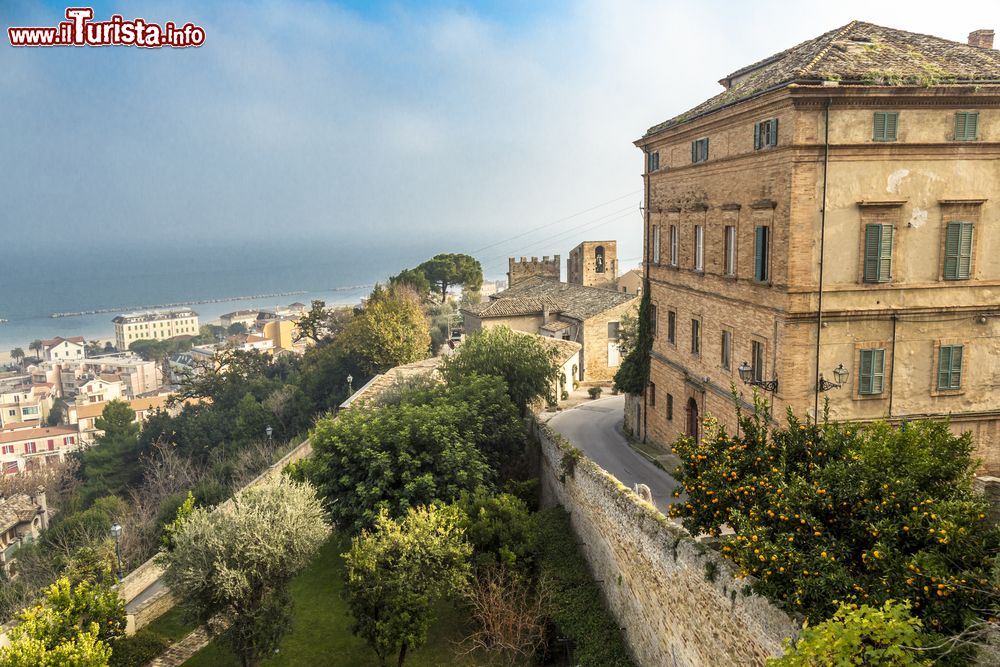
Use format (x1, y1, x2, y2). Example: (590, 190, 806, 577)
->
(817, 363, 850, 392)
(265, 425, 273, 444)
(110, 522, 123, 582)
(737, 361, 779, 392)
(346, 373, 353, 395)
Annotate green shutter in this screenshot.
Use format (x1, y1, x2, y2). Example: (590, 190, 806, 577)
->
(691, 141, 697, 163)
(859, 349, 885, 395)
(859, 349, 873, 394)
(944, 222, 973, 280)
(753, 122, 761, 150)
(879, 225, 893, 281)
(885, 113, 898, 140)
(770, 118, 778, 146)
(873, 112, 886, 140)
(863, 224, 881, 282)
(754, 226, 767, 281)
(873, 112, 898, 141)
(938, 345, 963, 390)
(955, 112, 979, 140)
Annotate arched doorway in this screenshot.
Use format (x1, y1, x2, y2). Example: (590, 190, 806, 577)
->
(686, 398, 699, 440)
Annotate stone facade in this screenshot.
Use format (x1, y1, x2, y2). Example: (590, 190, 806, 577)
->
(533, 419, 797, 666)
(634, 22, 1000, 472)
(568, 240, 618, 289)
(508, 255, 560, 288)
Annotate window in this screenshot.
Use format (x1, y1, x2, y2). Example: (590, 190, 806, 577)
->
(669, 225, 678, 266)
(3, 462, 18, 475)
(954, 112, 979, 141)
(938, 345, 963, 390)
(691, 137, 709, 163)
(652, 224, 661, 264)
(691, 319, 701, 355)
(858, 348, 886, 395)
(608, 321, 620, 340)
(754, 118, 778, 149)
(666, 393, 673, 420)
(647, 151, 660, 172)
(64, 436, 75, 445)
(1, 445, 14, 455)
(863, 224, 893, 283)
(694, 225, 704, 271)
(943, 222, 974, 280)
(24, 442, 37, 454)
(751, 340, 765, 382)
(754, 226, 770, 282)
(648, 382, 656, 406)
(667, 310, 676, 344)
(649, 304, 657, 337)
(47, 439, 55, 451)
(873, 112, 898, 141)
(724, 225, 736, 276)
(721, 330, 732, 370)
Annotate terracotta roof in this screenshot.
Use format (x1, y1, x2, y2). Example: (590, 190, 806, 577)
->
(516, 332, 581, 365)
(495, 277, 637, 321)
(0, 494, 40, 532)
(645, 21, 1000, 136)
(462, 297, 560, 319)
(42, 336, 85, 348)
(74, 395, 170, 420)
(0, 425, 77, 445)
(539, 320, 573, 332)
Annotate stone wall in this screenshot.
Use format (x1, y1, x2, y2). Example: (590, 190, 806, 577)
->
(508, 255, 560, 287)
(532, 419, 797, 667)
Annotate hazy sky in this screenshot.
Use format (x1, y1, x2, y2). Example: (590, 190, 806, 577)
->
(2, 0, 996, 277)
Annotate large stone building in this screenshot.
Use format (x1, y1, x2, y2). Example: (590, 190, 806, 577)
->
(461, 274, 637, 381)
(634, 22, 1000, 472)
(113, 309, 199, 351)
(567, 240, 619, 289)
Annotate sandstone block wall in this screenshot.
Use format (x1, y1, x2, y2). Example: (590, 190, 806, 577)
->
(532, 419, 797, 667)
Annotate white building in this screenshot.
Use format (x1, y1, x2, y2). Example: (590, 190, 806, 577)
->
(0, 425, 78, 476)
(41, 336, 86, 362)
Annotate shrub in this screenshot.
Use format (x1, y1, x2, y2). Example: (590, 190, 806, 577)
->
(108, 631, 170, 667)
(669, 397, 1000, 643)
(535, 508, 634, 666)
(456, 491, 537, 572)
(587, 387, 603, 399)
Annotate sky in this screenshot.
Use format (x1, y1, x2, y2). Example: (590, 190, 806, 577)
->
(1, 0, 997, 278)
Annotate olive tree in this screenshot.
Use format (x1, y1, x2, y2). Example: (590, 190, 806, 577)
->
(159, 476, 331, 667)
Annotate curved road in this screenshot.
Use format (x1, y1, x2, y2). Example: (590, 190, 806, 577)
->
(546, 395, 681, 515)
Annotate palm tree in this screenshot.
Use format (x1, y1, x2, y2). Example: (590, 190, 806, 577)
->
(10, 347, 25, 369)
(29, 339, 43, 362)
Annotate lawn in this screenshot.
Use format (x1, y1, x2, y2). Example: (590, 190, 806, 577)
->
(181, 534, 487, 666)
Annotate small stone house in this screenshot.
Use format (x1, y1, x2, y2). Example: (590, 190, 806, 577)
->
(461, 276, 638, 382)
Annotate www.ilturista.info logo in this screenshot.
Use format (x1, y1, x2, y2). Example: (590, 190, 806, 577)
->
(8, 7, 206, 48)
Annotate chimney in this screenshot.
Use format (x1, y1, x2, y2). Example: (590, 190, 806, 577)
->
(968, 29, 995, 49)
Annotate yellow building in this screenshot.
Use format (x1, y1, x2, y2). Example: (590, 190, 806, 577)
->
(113, 309, 200, 351)
(261, 318, 298, 351)
(634, 22, 1000, 472)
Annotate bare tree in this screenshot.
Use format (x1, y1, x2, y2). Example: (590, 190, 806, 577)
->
(458, 567, 551, 666)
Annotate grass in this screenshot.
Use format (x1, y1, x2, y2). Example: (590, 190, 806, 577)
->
(141, 605, 195, 642)
(181, 534, 487, 666)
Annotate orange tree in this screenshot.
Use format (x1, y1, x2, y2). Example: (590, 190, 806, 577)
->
(668, 395, 999, 647)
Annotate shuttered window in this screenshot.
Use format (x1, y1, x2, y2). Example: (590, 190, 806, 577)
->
(954, 112, 979, 141)
(754, 118, 778, 149)
(858, 348, 885, 395)
(648, 382, 656, 406)
(724, 225, 736, 276)
(647, 151, 660, 172)
(754, 226, 769, 282)
(873, 112, 898, 141)
(751, 341, 765, 382)
(721, 330, 732, 370)
(691, 319, 701, 355)
(669, 225, 678, 266)
(937, 345, 963, 390)
(652, 224, 661, 264)
(667, 310, 676, 344)
(943, 222, 974, 280)
(691, 138, 709, 163)
(863, 224, 893, 283)
(666, 394, 673, 420)
(694, 225, 704, 271)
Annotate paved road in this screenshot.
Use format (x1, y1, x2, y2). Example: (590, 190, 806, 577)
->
(546, 395, 681, 515)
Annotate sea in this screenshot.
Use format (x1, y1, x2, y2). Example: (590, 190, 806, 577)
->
(0, 238, 451, 355)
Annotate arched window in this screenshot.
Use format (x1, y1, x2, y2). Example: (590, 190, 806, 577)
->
(686, 398, 699, 440)
(595, 246, 605, 273)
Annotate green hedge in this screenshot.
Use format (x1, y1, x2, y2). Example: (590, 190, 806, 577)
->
(535, 507, 634, 666)
(109, 630, 171, 667)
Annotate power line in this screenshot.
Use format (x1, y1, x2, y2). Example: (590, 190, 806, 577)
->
(468, 190, 641, 255)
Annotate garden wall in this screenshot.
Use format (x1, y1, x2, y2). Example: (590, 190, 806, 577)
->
(531, 419, 797, 667)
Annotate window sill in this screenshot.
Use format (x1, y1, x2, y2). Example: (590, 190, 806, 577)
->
(853, 393, 887, 401)
(930, 388, 965, 398)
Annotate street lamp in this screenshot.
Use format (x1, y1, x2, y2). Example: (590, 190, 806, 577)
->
(737, 361, 779, 392)
(346, 374, 353, 394)
(110, 523, 123, 582)
(265, 425, 273, 443)
(817, 364, 849, 392)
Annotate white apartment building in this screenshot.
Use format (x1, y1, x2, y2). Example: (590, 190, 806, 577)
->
(0, 425, 78, 476)
(42, 354, 162, 399)
(0, 384, 54, 429)
(41, 336, 86, 362)
(113, 309, 199, 351)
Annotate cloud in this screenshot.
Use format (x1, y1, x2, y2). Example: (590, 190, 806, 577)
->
(1, 0, 995, 276)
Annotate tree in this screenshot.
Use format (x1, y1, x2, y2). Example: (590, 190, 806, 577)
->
(47, 397, 66, 426)
(78, 400, 143, 502)
(159, 476, 330, 667)
(389, 268, 432, 298)
(344, 505, 471, 667)
(226, 322, 249, 336)
(669, 400, 1000, 644)
(343, 286, 430, 375)
(441, 326, 559, 415)
(770, 600, 934, 666)
(416, 253, 483, 303)
(613, 278, 651, 394)
(304, 389, 493, 532)
(293, 300, 356, 344)
(29, 340, 44, 361)
(0, 576, 124, 667)
(10, 347, 25, 369)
